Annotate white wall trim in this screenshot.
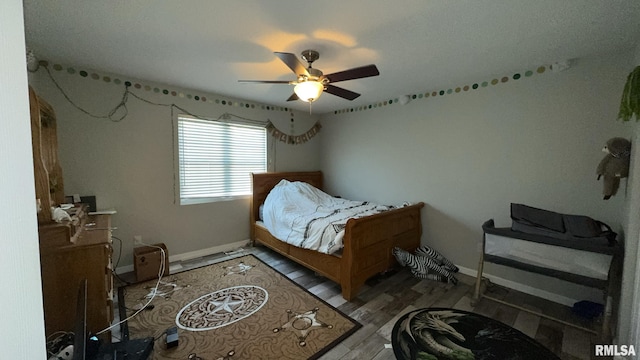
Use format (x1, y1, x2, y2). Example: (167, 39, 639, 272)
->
(457, 265, 579, 307)
(115, 239, 251, 274)
(117, 240, 580, 307)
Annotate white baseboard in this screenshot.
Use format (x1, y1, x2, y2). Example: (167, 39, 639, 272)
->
(115, 239, 251, 274)
(116, 241, 578, 307)
(457, 264, 578, 307)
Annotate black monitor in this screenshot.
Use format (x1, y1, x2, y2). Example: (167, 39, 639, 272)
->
(72, 279, 88, 360)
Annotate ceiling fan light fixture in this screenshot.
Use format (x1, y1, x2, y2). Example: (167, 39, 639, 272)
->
(239, 50, 379, 103)
(294, 81, 324, 102)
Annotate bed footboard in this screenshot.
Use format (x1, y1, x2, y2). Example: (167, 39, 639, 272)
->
(340, 202, 425, 300)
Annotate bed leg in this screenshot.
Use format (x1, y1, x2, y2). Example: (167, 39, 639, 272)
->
(341, 282, 362, 302)
(471, 238, 486, 307)
(601, 294, 613, 342)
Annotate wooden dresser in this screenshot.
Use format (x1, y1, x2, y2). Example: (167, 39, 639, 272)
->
(38, 212, 114, 340)
(29, 86, 114, 340)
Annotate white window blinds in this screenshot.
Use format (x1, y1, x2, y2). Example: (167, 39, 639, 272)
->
(177, 115, 266, 204)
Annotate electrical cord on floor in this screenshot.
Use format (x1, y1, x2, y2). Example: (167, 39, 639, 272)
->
(112, 236, 123, 268)
(118, 288, 143, 312)
(110, 236, 132, 286)
(112, 270, 131, 287)
(46, 331, 74, 357)
(95, 243, 166, 336)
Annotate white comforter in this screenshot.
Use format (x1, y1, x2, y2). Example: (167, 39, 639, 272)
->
(262, 180, 400, 254)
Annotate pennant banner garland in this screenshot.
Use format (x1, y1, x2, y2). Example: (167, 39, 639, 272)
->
(266, 121, 321, 145)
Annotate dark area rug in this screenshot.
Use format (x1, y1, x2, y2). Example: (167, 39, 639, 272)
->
(391, 308, 560, 360)
(120, 254, 360, 359)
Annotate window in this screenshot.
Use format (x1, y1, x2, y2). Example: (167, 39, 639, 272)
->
(176, 115, 267, 204)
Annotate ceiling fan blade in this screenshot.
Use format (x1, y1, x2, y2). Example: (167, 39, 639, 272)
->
(324, 64, 379, 83)
(325, 84, 360, 100)
(275, 52, 309, 76)
(238, 80, 293, 84)
(286, 93, 299, 101)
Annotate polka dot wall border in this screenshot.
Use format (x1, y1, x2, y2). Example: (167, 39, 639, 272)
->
(40, 60, 550, 116)
(333, 65, 550, 115)
(40, 60, 291, 113)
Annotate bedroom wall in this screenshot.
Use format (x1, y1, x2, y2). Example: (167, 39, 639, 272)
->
(28, 66, 321, 269)
(617, 42, 640, 349)
(319, 51, 637, 305)
(1, 0, 47, 355)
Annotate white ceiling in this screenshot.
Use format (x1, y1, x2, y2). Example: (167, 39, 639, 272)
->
(23, 1, 640, 114)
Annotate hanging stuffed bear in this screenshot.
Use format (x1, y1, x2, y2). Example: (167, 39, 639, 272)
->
(596, 137, 631, 200)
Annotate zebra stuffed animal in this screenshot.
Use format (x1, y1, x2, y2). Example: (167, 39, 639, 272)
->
(415, 245, 459, 273)
(393, 247, 458, 284)
(409, 268, 448, 283)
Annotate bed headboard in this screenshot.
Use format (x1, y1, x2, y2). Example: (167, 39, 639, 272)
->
(250, 171, 323, 223)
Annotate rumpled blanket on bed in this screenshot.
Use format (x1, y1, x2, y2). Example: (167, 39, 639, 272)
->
(263, 179, 405, 254)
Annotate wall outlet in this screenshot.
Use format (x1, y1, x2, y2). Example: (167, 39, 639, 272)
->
(134, 235, 142, 244)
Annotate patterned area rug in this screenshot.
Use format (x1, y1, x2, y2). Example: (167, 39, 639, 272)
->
(120, 255, 360, 359)
(391, 308, 560, 360)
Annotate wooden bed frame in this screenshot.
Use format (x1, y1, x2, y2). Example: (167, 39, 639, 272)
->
(250, 171, 425, 301)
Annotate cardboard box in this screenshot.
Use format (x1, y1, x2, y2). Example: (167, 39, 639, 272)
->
(134, 243, 169, 282)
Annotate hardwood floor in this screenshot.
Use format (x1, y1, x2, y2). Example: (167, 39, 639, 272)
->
(249, 245, 605, 360)
(115, 245, 607, 360)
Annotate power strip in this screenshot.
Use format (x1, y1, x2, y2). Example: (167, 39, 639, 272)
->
(48, 345, 73, 360)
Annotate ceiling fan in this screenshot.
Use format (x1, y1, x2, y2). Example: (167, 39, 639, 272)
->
(239, 50, 380, 103)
